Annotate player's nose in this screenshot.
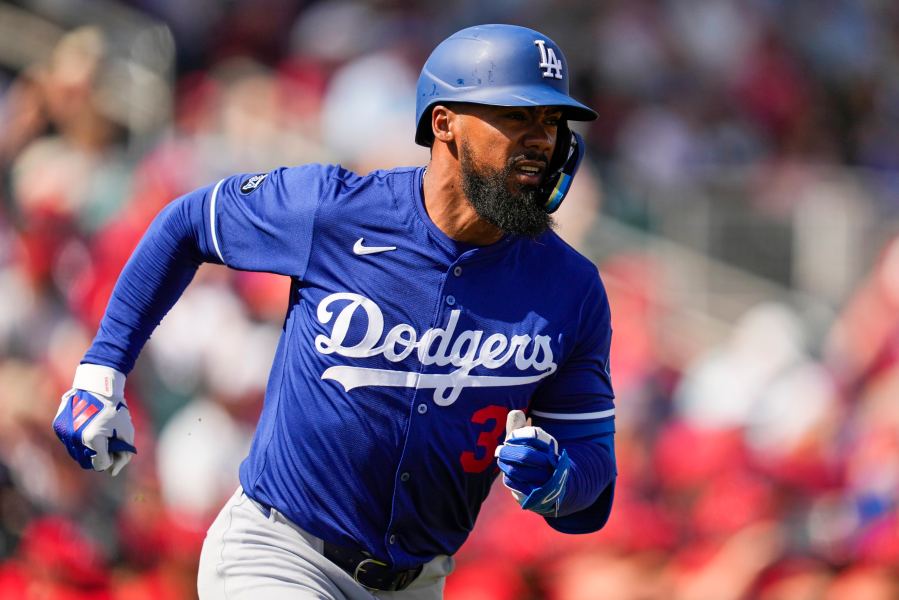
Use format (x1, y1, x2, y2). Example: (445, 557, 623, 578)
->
(522, 117, 555, 157)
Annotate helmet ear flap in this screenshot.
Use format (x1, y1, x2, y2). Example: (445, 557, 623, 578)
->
(539, 123, 585, 214)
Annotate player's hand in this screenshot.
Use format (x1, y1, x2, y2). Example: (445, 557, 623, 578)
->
(53, 364, 137, 476)
(494, 410, 570, 516)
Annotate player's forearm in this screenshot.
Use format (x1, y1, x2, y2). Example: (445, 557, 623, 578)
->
(555, 436, 616, 517)
(83, 192, 218, 373)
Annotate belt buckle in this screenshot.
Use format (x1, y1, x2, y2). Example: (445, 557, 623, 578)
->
(353, 557, 389, 590)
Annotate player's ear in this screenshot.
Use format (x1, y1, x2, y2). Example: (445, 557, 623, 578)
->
(431, 105, 456, 144)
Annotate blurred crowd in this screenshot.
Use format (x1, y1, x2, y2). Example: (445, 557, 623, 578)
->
(0, 0, 898, 598)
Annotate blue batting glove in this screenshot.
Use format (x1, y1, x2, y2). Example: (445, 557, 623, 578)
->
(494, 410, 570, 517)
(53, 364, 137, 476)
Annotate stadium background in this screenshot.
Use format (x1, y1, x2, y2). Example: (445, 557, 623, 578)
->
(1, 0, 898, 598)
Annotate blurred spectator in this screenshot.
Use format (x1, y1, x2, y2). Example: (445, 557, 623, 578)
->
(0, 516, 112, 599)
(825, 565, 899, 600)
(320, 50, 428, 172)
(754, 559, 834, 600)
(616, 104, 702, 189)
(541, 550, 667, 600)
(674, 302, 839, 460)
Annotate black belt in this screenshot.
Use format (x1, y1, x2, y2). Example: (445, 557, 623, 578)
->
(322, 541, 422, 592)
(248, 496, 422, 592)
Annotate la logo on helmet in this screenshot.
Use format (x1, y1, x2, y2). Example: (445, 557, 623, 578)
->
(534, 40, 563, 79)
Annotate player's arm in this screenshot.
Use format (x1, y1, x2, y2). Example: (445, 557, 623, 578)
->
(53, 166, 327, 475)
(495, 271, 617, 533)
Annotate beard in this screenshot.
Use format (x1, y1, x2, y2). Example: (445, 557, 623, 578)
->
(459, 140, 555, 239)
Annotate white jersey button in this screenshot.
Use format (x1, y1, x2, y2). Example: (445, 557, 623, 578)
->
(389, 535, 397, 545)
(417, 403, 428, 415)
(400, 472, 410, 482)
(446, 295, 456, 306)
(453, 266, 462, 277)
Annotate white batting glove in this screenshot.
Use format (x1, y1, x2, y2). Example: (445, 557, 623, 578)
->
(494, 409, 570, 516)
(53, 364, 137, 476)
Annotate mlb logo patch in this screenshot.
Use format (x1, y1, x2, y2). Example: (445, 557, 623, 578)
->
(240, 173, 268, 194)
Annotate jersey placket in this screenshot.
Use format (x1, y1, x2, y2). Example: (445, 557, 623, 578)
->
(381, 254, 470, 567)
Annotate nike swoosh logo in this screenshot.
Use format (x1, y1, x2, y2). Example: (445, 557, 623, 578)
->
(353, 238, 397, 256)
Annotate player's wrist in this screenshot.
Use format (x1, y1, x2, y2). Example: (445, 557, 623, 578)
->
(73, 363, 126, 399)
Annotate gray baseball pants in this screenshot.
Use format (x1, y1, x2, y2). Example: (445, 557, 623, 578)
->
(198, 488, 454, 600)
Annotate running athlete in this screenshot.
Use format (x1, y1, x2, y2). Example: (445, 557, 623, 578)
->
(53, 24, 617, 599)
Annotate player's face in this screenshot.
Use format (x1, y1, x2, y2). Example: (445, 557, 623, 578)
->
(454, 104, 562, 238)
(456, 104, 561, 188)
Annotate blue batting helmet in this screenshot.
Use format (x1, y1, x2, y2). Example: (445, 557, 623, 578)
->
(415, 24, 597, 147)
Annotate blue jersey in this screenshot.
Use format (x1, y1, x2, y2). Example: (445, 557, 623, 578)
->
(84, 164, 616, 570)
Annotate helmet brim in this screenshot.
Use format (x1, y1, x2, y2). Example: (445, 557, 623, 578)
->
(459, 84, 598, 121)
(415, 84, 597, 146)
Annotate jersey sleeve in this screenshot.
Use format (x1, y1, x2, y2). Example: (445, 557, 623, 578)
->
(529, 271, 616, 533)
(82, 164, 331, 374)
(207, 164, 332, 276)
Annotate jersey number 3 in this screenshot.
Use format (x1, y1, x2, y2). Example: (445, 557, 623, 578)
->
(460, 405, 509, 473)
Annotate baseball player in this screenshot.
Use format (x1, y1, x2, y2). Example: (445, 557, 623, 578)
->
(53, 24, 616, 599)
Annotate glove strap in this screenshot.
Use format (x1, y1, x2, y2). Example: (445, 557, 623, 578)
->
(520, 450, 571, 517)
(73, 363, 126, 398)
